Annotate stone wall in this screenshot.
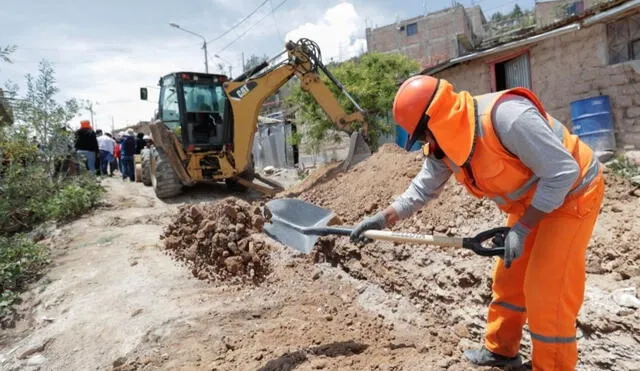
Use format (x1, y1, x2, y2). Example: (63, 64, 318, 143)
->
(432, 14, 640, 149)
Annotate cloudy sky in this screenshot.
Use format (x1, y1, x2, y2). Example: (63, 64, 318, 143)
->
(0, 0, 529, 131)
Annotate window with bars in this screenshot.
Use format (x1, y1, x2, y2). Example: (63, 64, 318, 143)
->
(607, 13, 640, 64)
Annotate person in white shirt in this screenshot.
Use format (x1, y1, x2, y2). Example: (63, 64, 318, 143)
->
(96, 130, 116, 176)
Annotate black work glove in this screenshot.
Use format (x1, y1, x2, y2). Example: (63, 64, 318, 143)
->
(350, 212, 387, 243)
(503, 222, 531, 268)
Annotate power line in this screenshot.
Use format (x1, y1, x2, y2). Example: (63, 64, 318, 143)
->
(270, 0, 284, 42)
(215, 0, 290, 54)
(206, 0, 270, 43)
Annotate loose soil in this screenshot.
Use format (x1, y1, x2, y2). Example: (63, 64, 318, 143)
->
(1, 144, 639, 371)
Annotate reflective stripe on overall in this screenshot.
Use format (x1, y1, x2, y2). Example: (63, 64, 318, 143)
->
(439, 89, 604, 370)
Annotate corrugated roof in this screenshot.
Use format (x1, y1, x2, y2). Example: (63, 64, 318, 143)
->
(421, 0, 638, 75)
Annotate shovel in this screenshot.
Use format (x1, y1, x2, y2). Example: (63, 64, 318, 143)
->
(263, 198, 508, 256)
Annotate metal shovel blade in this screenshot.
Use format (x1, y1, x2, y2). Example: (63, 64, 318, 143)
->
(263, 198, 337, 254)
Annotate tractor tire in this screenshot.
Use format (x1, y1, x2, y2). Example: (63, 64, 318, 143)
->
(151, 146, 183, 199)
(141, 148, 152, 186)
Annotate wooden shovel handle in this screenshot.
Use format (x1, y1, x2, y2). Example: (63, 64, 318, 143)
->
(362, 230, 464, 247)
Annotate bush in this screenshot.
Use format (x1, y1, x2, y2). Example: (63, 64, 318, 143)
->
(41, 175, 104, 221)
(0, 235, 49, 326)
(0, 165, 103, 233)
(606, 156, 640, 179)
(0, 165, 56, 233)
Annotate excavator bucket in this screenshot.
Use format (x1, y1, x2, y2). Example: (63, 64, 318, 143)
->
(342, 131, 371, 171)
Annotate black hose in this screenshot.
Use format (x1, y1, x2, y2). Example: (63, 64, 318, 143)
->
(233, 61, 269, 82)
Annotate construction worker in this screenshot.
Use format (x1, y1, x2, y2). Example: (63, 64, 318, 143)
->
(350, 76, 604, 370)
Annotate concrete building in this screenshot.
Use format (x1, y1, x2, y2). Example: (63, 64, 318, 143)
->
(535, 0, 605, 28)
(422, 0, 640, 149)
(366, 5, 487, 70)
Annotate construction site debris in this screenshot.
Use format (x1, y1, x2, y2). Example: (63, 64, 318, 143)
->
(161, 198, 271, 284)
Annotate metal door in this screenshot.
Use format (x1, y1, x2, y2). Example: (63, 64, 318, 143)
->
(504, 53, 531, 89)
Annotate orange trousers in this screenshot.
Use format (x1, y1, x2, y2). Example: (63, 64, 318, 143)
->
(484, 175, 605, 370)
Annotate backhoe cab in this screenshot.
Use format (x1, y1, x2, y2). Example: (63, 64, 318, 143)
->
(139, 38, 371, 199)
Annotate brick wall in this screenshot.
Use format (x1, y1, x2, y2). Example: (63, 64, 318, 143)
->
(366, 6, 479, 69)
(432, 15, 640, 149)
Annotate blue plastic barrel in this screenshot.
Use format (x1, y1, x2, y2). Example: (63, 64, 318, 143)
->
(395, 125, 423, 151)
(570, 95, 616, 152)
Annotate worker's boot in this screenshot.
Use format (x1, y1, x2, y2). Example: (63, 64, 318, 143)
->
(464, 346, 523, 368)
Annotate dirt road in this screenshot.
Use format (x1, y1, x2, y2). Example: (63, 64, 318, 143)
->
(1, 149, 639, 370)
(0, 179, 438, 370)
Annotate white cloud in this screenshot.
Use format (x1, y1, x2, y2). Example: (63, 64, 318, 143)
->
(2, 1, 391, 132)
(284, 2, 367, 63)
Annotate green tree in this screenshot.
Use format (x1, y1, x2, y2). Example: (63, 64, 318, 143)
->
(244, 54, 268, 72)
(0, 45, 16, 64)
(286, 52, 419, 151)
(511, 4, 523, 19)
(13, 60, 80, 178)
(0, 46, 17, 126)
(491, 12, 504, 22)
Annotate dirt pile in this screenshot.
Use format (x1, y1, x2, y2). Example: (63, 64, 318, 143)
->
(161, 198, 270, 284)
(299, 143, 502, 232)
(587, 172, 640, 278)
(295, 143, 640, 368)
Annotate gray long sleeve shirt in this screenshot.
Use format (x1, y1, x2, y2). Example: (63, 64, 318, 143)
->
(390, 94, 580, 219)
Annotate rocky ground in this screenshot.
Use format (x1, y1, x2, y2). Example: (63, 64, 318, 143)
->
(1, 144, 639, 370)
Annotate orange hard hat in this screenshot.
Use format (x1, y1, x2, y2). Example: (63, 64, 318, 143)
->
(392, 75, 439, 150)
(393, 75, 475, 166)
(80, 120, 91, 129)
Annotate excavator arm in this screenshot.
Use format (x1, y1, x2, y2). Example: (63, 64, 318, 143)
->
(222, 38, 370, 176)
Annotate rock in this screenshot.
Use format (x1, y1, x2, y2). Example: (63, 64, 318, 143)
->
(254, 353, 264, 361)
(631, 175, 640, 186)
(611, 205, 623, 213)
(325, 315, 333, 321)
(624, 150, 640, 166)
(263, 166, 275, 174)
(27, 221, 57, 243)
(452, 323, 470, 338)
(113, 356, 127, 367)
(613, 288, 640, 309)
(27, 354, 47, 366)
(435, 225, 448, 233)
(596, 151, 615, 163)
(311, 358, 328, 369)
(312, 271, 322, 280)
(19, 338, 53, 359)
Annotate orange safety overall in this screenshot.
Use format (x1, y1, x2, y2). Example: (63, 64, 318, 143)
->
(441, 88, 604, 370)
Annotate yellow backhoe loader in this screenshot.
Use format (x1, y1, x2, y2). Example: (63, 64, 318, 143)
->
(139, 38, 371, 199)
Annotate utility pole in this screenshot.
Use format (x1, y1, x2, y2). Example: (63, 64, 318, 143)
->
(111, 116, 115, 134)
(86, 101, 97, 128)
(242, 52, 245, 73)
(202, 41, 209, 74)
(214, 54, 233, 78)
(169, 22, 209, 73)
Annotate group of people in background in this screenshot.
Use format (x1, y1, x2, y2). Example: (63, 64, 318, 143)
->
(74, 120, 151, 181)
